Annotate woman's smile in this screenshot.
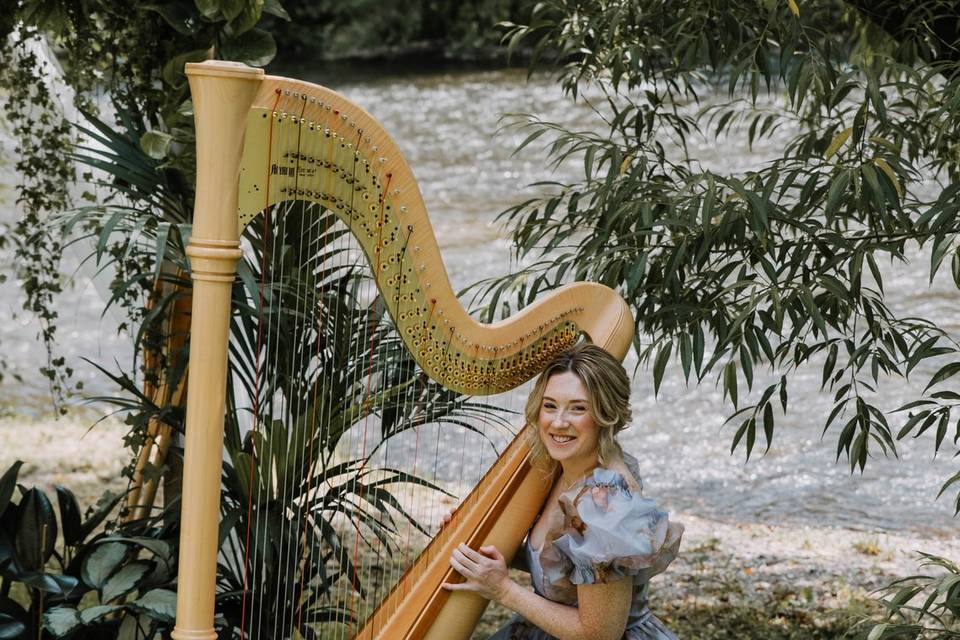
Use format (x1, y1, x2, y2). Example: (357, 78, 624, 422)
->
(537, 371, 600, 474)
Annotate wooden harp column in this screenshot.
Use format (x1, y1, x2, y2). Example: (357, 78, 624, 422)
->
(173, 60, 634, 640)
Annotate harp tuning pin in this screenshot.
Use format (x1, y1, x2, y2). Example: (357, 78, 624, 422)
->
(379, 157, 386, 164)
(400, 206, 408, 213)
(392, 189, 401, 196)
(373, 145, 380, 151)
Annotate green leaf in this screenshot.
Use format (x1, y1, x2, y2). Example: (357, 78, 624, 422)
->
(19, 571, 79, 596)
(930, 234, 953, 284)
(821, 343, 838, 389)
(798, 285, 827, 335)
(15, 488, 57, 572)
(78, 491, 124, 541)
(724, 360, 738, 408)
(55, 486, 82, 546)
(824, 127, 852, 160)
(824, 170, 851, 220)
(79, 605, 122, 625)
(679, 332, 692, 382)
(924, 362, 960, 393)
(82, 542, 128, 589)
(693, 325, 705, 376)
(0, 461, 23, 517)
(194, 0, 220, 19)
(131, 589, 177, 622)
(43, 607, 80, 638)
(102, 562, 151, 603)
(263, 0, 290, 20)
(142, 2, 203, 34)
(220, 28, 276, 67)
(763, 402, 774, 451)
(652, 340, 672, 397)
(221, 0, 246, 19)
(739, 343, 753, 390)
(867, 76, 886, 123)
(227, 0, 264, 35)
(140, 131, 173, 160)
(162, 49, 210, 87)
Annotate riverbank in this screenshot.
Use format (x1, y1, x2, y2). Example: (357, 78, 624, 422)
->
(470, 510, 959, 639)
(2, 413, 955, 638)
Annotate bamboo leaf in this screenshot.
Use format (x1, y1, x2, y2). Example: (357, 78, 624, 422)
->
(824, 127, 852, 160)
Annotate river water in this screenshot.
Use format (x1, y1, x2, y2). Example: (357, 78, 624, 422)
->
(1, 62, 956, 536)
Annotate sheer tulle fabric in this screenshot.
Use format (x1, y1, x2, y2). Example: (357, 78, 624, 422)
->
(489, 459, 683, 639)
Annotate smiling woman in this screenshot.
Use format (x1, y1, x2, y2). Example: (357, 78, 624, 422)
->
(444, 344, 684, 640)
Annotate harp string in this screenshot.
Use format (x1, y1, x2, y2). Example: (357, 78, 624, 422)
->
(303, 114, 338, 636)
(285, 102, 316, 638)
(364, 150, 394, 639)
(240, 87, 282, 640)
(276, 100, 306, 630)
(347, 110, 387, 637)
(350, 136, 380, 637)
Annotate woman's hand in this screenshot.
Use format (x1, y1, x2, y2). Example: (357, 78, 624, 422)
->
(442, 543, 513, 602)
(438, 506, 456, 529)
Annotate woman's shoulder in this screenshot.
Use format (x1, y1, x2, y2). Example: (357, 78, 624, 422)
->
(563, 453, 642, 495)
(545, 453, 683, 585)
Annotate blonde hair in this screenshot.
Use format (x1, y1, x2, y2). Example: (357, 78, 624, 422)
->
(524, 342, 632, 475)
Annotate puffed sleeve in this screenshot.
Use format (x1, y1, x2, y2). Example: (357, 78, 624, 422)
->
(551, 468, 683, 585)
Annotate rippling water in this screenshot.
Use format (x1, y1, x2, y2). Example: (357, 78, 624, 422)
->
(1, 62, 956, 535)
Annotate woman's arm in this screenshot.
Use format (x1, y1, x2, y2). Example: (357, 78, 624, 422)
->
(499, 573, 632, 640)
(444, 544, 632, 640)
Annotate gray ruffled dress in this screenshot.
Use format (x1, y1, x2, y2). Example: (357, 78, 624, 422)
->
(489, 460, 683, 640)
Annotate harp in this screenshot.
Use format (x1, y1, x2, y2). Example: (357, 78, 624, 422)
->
(172, 60, 634, 640)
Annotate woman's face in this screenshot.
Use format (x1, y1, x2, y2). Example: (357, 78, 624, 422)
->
(537, 371, 601, 470)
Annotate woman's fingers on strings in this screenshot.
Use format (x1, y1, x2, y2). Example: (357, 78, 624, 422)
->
(438, 504, 458, 528)
(452, 546, 481, 571)
(457, 543, 486, 563)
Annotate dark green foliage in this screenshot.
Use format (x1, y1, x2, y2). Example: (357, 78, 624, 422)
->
(850, 553, 960, 639)
(487, 0, 960, 510)
(0, 0, 289, 410)
(491, 3, 960, 633)
(0, 460, 167, 640)
(271, 0, 535, 62)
